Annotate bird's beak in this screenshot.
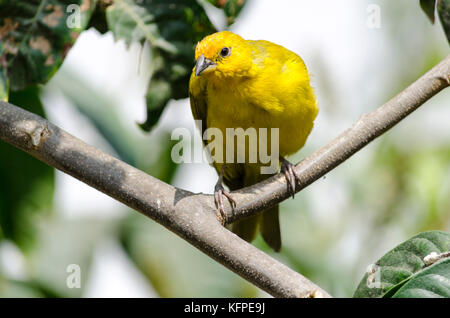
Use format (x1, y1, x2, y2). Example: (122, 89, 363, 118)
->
(195, 55, 216, 76)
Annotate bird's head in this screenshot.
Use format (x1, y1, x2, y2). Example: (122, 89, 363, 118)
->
(194, 31, 252, 79)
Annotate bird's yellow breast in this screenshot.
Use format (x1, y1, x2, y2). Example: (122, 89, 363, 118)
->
(205, 41, 318, 160)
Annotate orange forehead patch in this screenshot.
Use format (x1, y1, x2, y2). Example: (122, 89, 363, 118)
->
(195, 31, 243, 60)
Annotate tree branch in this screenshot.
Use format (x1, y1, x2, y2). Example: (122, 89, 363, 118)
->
(0, 99, 331, 298)
(0, 55, 448, 298)
(224, 55, 450, 224)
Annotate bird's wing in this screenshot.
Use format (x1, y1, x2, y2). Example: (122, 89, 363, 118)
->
(188, 71, 208, 142)
(189, 69, 246, 190)
(248, 39, 308, 73)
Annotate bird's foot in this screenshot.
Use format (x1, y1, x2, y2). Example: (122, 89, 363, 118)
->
(281, 157, 300, 198)
(214, 181, 236, 225)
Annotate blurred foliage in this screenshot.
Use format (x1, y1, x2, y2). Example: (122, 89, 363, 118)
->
(0, 279, 49, 297)
(421, 0, 438, 23)
(420, 0, 450, 43)
(120, 213, 258, 297)
(49, 70, 139, 166)
(0, 42, 8, 101)
(25, 217, 116, 297)
(48, 68, 179, 181)
(208, 0, 247, 25)
(0, 0, 96, 96)
(353, 231, 450, 297)
(355, 141, 450, 233)
(440, 0, 450, 42)
(105, 0, 217, 131)
(0, 86, 54, 251)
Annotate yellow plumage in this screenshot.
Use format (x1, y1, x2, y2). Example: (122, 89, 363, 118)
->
(189, 31, 318, 251)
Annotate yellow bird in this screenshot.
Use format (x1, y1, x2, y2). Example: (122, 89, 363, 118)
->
(189, 31, 318, 252)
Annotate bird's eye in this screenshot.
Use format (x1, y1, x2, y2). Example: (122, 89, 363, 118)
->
(220, 47, 230, 57)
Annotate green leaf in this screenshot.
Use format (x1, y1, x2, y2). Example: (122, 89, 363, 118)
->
(0, 86, 54, 251)
(0, 0, 96, 91)
(106, 0, 177, 53)
(106, 0, 216, 131)
(421, 0, 437, 23)
(207, 0, 247, 25)
(353, 231, 450, 298)
(392, 259, 450, 297)
(438, 0, 450, 43)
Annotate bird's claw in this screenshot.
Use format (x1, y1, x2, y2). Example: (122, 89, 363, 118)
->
(214, 182, 236, 225)
(281, 158, 300, 198)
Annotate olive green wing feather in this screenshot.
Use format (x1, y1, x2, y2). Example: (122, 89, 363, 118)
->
(188, 72, 208, 141)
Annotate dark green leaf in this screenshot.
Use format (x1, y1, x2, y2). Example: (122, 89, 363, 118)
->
(106, 0, 216, 131)
(353, 231, 450, 297)
(106, 0, 177, 52)
(438, 0, 450, 43)
(421, 0, 437, 23)
(86, 0, 109, 34)
(0, 86, 54, 251)
(0, 0, 96, 91)
(392, 259, 450, 297)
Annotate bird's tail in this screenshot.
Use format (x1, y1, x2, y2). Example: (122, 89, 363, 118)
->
(231, 205, 281, 252)
(261, 205, 281, 252)
(230, 214, 260, 243)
